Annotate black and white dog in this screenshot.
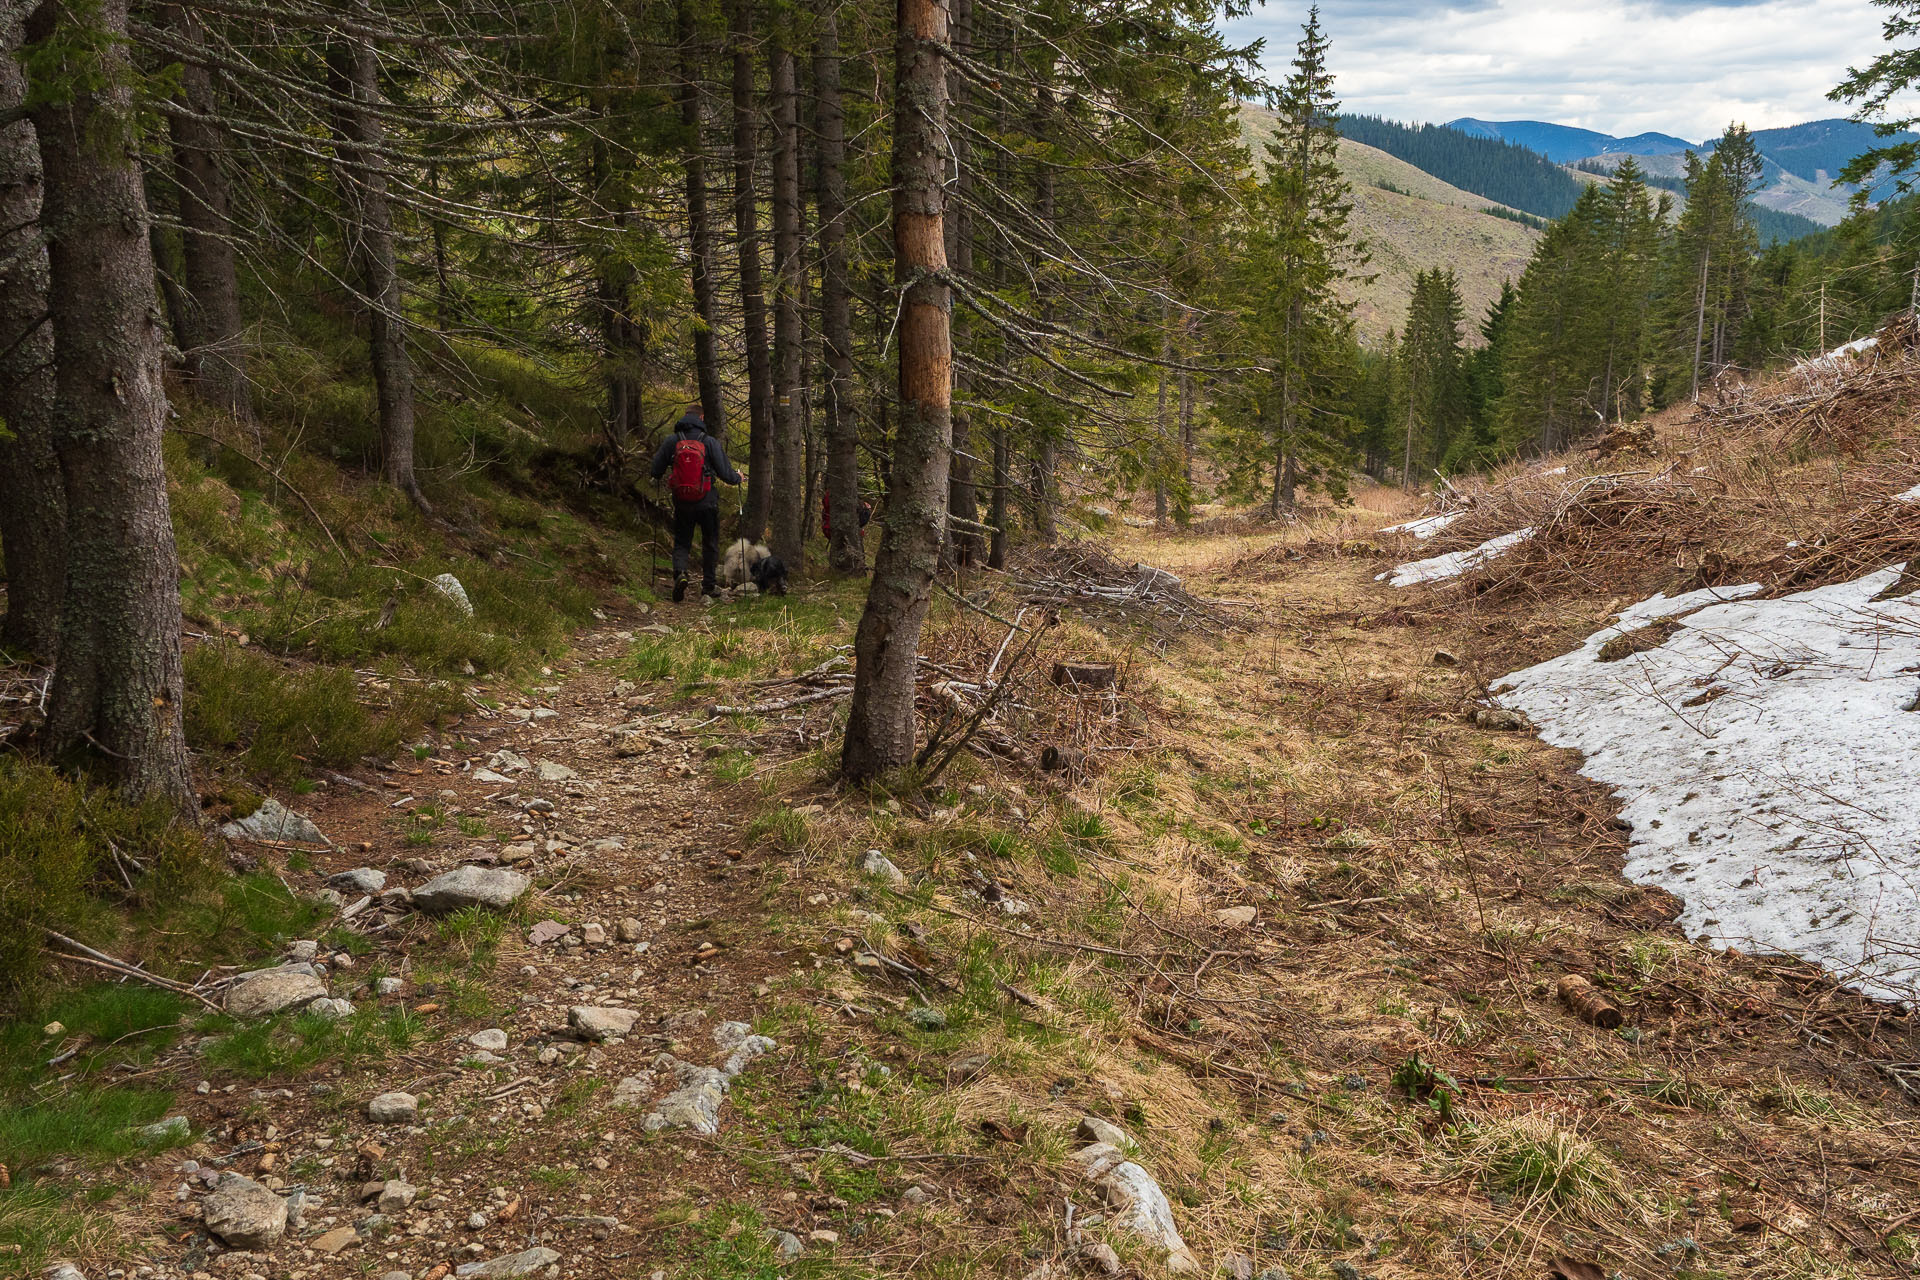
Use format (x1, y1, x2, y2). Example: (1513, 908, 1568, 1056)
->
(722, 538, 790, 595)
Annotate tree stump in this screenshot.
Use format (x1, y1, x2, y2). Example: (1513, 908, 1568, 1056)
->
(1050, 661, 1116, 691)
(1040, 745, 1086, 774)
(1556, 974, 1624, 1029)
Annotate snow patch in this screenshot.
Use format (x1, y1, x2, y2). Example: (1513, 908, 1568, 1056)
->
(1793, 334, 1878, 379)
(1493, 571, 1920, 1002)
(1379, 528, 1535, 588)
(1380, 511, 1465, 540)
(1894, 483, 1920, 504)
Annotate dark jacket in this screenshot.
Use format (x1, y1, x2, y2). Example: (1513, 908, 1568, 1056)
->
(649, 414, 742, 511)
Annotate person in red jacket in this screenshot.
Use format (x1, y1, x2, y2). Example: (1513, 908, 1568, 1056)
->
(649, 408, 741, 601)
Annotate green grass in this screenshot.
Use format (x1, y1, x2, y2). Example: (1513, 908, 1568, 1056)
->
(199, 1004, 425, 1078)
(743, 809, 810, 853)
(185, 644, 461, 784)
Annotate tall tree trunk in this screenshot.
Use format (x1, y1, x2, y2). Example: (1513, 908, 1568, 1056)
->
(678, 0, 725, 430)
(330, 19, 428, 513)
(842, 0, 952, 779)
(27, 0, 194, 808)
(1028, 80, 1056, 543)
(815, 10, 861, 574)
(731, 0, 774, 541)
(0, 0, 62, 657)
(767, 40, 806, 572)
(164, 2, 252, 426)
(1689, 245, 1710, 403)
(1177, 354, 1195, 523)
(944, 0, 978, 564)
(1153, 300, 1171, 525)
(589, 133, 645, 461)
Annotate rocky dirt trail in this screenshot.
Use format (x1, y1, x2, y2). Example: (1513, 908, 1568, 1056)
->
(101, 614, 862, 1280)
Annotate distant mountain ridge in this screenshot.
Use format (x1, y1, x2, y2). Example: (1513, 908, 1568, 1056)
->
(1448, 118, 1696, 163)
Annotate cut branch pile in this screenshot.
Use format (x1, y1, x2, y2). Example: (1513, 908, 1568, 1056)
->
(1013, 543, 1255, 635)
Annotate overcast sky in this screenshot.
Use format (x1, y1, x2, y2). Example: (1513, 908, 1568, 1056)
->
(1221, 0, 1896, 141)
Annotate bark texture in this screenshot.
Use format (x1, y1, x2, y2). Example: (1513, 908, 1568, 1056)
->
(678, 0, 725, 430)
(731, 0, 773, 540)
(842, 0, 952, 779)
(944, 0, 978, 564)
(331, 17, 427, 512)
(29, 0, 195, 807)
(814, 11, 861, 575)
(164, 2, 252, 425)
(766, 40, 806, 572)
(0, 0, 64, 657)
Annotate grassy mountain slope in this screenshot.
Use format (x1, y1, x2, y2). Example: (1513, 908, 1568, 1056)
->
(1242, 106, 1539, 342)
(1574, 151, 1842, 233)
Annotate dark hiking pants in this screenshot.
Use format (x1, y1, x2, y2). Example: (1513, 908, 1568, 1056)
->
(672, 505, 721, 593)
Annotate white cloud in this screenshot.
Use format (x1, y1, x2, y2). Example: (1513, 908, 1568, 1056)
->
(1226, 0, 1895, 141)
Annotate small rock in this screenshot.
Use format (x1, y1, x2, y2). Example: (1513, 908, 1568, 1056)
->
(376, 1180, 418, 1213)
(44, 1264, 88, 1280)
(807, 1230, 839, 1246)
(1213, 906, 1257, 929)
(536, 760, 577, 783)
(307, 997, 354, 1021)
(1431, 649, 1460, 667)
(901, 1185, 930, 1206)
(328, 868, 387, 894)
(430, 573, 473, 616)
(376, 977, 405, 997)
(1255, 1270, 1291, 1280)
(528, 919, 569, 946)
(380, 1273, 413, 1280)
(467, 1212, 490, 1231)
(367, 1092, 418, 1124)
(906, 1006, 947, 1031)
(1328, 1265, 1363, 1280)
(568, 1006, 639, 1041)
(610, 1074, 655, 1108)
(1220, 1253, 1255, 1280)
(1473, 707, 1528, 732)
(857, 849, 906, 886)
(309, 1228, 358, 1256)
(454, 1247, 561, 1278)
(1075, 1116, 1129, 1148)
(137, 1115, 191, 1145)
(580, 923, 607, 946)
(769, 1231, 803, 1260)
(616, 918, 645, 943)
(412, 867, 530, 915)
(225, 967, 328, 1019)
(468, 1029, 509, 1051)
(286, 941, 318, 962)
(219, 798, 326, 845)
(1077, 1241, 1122, 1275)
(202, 1173, 288, 1250)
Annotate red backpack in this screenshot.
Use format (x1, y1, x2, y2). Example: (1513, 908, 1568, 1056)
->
(669, 435, 711, 503)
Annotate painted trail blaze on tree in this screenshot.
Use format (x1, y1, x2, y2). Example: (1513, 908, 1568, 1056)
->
(841, 0, 951, 780)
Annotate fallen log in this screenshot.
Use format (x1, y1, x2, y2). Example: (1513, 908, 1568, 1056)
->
(1040, 745, 1087, 774)
(1557, 973, 1624, 1029)
(710, 685, 853, 717)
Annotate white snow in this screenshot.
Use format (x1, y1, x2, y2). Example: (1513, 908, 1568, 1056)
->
(1895, 483, 1920, 504)
(1493, 570, 1920, 1002)
(1793, 334, 1879, 379)
(1380, 510, 1465, 539)
(1540, 466, 1568, 477)
(1378, 528, 1535, 588)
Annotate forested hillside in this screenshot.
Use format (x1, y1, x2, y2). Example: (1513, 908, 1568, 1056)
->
(1342, 113, 1589, 219)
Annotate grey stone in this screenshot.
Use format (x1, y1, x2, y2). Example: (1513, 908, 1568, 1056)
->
(616, 918, 645, 943)
(220, 797, 327, 845)
(430, 574, 473, 617)
(454, 1247, 561, 1278)
(1473, 707, 1528, 731)
(858, 849, 906, 886)
(137, 1115, 190, 1144)
(528, 919, 569, 946)
(283, 1189, 309, 1230)
(568, 1006, 638, 1041)
(769, 1231, 803, 1260)
(906, 1006, 947, 1031)
(1071, 1144, 1196, 1273)
(376, 977, 405, 997)
(308, 997, 355, 1021)
(580, 923, 607, 946)
(467, 1029, 509, 1052)
(287, 940, 318, 962)
(328, 868, 387, 894)
(367, 1092, 418, 1124)
(1329, 1265, 1362, 1280)
(536, 760, 576, 783)
(1255, 1271, 1291, 1280)
(412, 867, 530, 915)
(225, 967, 328, 1019)
(380, 1273, 414, 1280)
(376, 1180, 418, 1213)
(610, 1073, 655, 1109)
(902, 1185, 929, 1206)
(1220, 1253, 1255, 1280)
(1213, 906, 1257, 929)
(467, 1212, 490, 1230)
(1075, 1116, 1130, 1149)
(472, 769, 512, 784)
(643, 1063, 730, 1135)
(44, 1263, 88, 1280)
(202, 1173, 288, 1249)
(1432, 649, 1460, 667)
(1077, 1240, 1122, 1275)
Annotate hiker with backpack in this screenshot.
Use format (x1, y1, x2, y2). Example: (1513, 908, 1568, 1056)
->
(649, 407, 743, 601)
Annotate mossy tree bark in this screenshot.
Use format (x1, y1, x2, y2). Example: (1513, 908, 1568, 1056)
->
(731, 0, 773, 541)
(28, 0, 195, 809)
(841, 0, 951, 779)
(766, 38, 806, 573)
(0, 0, 64, 658)
(678, 0, 726, 432)
(815, 7, 861, 575)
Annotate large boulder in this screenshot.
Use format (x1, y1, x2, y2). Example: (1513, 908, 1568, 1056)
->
(202, 1172, 288, 1249)
(412, 867, 530, 915)
(219, 798, 326, 846)
(225, 967, 327, 1019)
